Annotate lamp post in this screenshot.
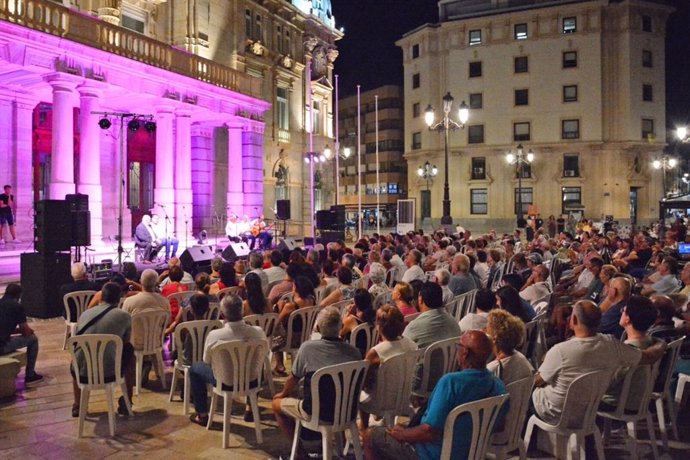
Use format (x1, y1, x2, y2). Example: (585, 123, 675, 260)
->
(505, 143, 534, 225)
(677, 127, 689, 143)
(304, 148, 330, 241)
(653, 156, 677, 197)
(425, 92, 469, 226)
(417, 161, 438, 221)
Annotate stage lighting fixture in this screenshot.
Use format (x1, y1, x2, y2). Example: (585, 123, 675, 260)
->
(144, 121, 156, 133)
(127, 119, 140, 132)
(98, 118, 111, 129)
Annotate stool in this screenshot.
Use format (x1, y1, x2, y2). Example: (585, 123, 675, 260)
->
(0, 350, 26, 399)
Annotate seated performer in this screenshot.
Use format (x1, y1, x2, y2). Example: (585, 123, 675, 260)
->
(247, 214, 273, 250)
(225, 213, 241, 243)
(151, 213, 178, 261)
(134, 215, 161, 263)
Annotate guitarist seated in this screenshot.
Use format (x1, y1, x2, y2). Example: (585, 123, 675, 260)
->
(247, 214, 273, 250)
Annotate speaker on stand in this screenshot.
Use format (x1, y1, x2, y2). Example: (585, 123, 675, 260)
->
(276, 199, 290, 241)
(66, 194, 91, 262)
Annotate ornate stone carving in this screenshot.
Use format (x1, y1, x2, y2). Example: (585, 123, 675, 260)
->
(279, 54, 293, 69)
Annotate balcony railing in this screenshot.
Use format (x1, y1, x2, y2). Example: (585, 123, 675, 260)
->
(0, 0, 263, 98)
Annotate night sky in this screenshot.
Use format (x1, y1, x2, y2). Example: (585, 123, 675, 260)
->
(331, 0, 690, 134)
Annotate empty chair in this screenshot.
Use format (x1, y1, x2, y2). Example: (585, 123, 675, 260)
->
(131, 310, 169, 395)
(650, 336, 685, 449)
(67, 334, 133, 437)
(63, 290, 97, 350)
(419, 336, 460, 397)
(597, 364, 660, 460)
(289, 360, 369, 460)
(440, 394, 509, 460)
(168, 320, 222, 414)
(216, 286, 241, 300)
(524, 370, 612, 460)
(207, 338, 269, 448)
(244, 312, 280, 395)
(487, 377, 533, 460)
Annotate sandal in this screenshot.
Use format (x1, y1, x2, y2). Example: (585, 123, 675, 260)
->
(189, 413, 209, 426)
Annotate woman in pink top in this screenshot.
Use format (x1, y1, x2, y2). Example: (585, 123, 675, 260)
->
(392, 281, 417, 316)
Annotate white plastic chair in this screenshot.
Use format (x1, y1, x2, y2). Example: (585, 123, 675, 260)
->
(168, 320, 222, 414)
(487, 376, 533, 460)
(331, 299, 354, 317)
(524, 370, 612, 460)
(181, 302, 220, 322)
(454, 289, 478, 321)
(440, 394, 509, 460)
(67, 334, 133, 437)
(289, 360, 369, 460)
(207, 338, 269, 448)
(444, 298, 459, 318)
(314, 285, 327, 305)
(356, 274, 370, 290)
(282, 306, 320, 359)
(131, 310, 169, 395)
(244, 313, 280, 395)
(373, 291, 392, 309)
(598, 364, 660, 460)
(216, 286, 241, 300)
(519, 311, 547, 368)
(166, 291, 195, 314)
(651, 336, 685, 449)
(404, 312, 421, 324)
(63, 290, 97, 350)
(675, 372, 689, 404)
(419, 336, 460, 397)
(348, 322, 379, 357)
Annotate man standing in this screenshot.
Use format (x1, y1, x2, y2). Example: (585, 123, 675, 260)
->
(0, 284, 43, 385)
(0, 184, 20, 244)
(151, 213, 178, 261)
(134, 215, 161, 263)
(364, 330, 507, 460)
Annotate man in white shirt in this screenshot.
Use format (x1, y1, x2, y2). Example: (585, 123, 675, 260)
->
(188, 295, 266, 424)
(225, 213, 241, 242)
(402, 249, 425, 283)
(122, 269, 170, 349)
(151, 213, 178, 260)
(264, 250, 286, 285)
(520, 264, 551, 306)
(458, 288, 495, 333)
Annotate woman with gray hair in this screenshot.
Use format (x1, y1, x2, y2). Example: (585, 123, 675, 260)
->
(368, 262, 389, 299)
(434, 268, 453, 305)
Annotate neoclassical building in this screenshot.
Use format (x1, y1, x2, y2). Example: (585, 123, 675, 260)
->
(397, 0, 673, 231)
(0, 0, 340, 243)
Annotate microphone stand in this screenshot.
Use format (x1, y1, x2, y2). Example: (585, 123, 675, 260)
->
(158, 203, 171, 259)
(183, 205, 189, 249)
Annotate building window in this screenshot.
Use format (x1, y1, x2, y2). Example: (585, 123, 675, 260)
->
(469, 93, 483, 109)
(412, 43, 420, 58)
(245, 9, 252, 39)
(563, 154, 580, 177)
(412, 131, 422, 150)
(513, 122, 531, 141)
(121, 15, 145, 34)
(562, 187, 582, 214)
(515, 89, 529, 106)
(563, 85, 578, 102)
(642, 15, 652, 32)
(255, 13, 263, 42)
(514, 56, 528, 73)
(563, 51, 577, 68)
(562, 119, 580, 139)
(412, 102, 421, 118)
(642, 118, 654, 140)
(563, 17, 577, 33)
(642, 50, 653, 68)
(312, 101, 321, 134)
(514, 23, 527, 40)
(469, 61, 482, 78)
(276, 87, 289, 131)
(471, 189, 488, 214)
(468, 125, 485, 144)
(412, 73, 420, 89)
(514, 187, 533, 216)
(469, 29, 482, 46)
(643, 84, 653, 102)
(471, 157, 486, 180)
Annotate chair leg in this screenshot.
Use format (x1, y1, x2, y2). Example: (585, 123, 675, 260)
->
(182, 370, 191, 415)
(222, 393, 230, 449)
(626, 421, 637, 460)
(63, 325, 70, 350)
(264, 356, 275, 395)
(349, 422, 364, 460)
(665, 394, 679, 441)
(593, 429, 606, 460)
(249, 392, 262, 444)
(105, 385, 116, 437)
(207, 392, 216, 430)
(78, 388, 89, 438)
(646, 413, 660, 460)
(321, 429, 333, 460)
(135, 353, 143, 396)
(155, 351, 167, 390)
(168, 366, 178, 403)
(523, 417, 536, 454)
(120, 383, 133, 415)
(290, 421, 302, 460)
(655, 397, 669, 450)
(517, 442, 527, 460)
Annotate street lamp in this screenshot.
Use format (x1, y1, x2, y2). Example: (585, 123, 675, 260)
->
(417, 161, 438, 190)
(677, 127, 689, 143)
(653, 156, 677, 197)
(425, 92, 469, 226)
(505, 143, 534, 224)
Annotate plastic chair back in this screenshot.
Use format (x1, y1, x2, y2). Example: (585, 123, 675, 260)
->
(349, 322, 378, 357)
(63, 290, 97, 323)
(371, 349, 423, 420)
(557, 369, 612, 431)
(440, 394, 509, 460)
(373, 291, 392, 309)
(490, 376, 533, 449)
(167, 290, 195, 311)
(420, 336, 460, 397)
(244, 312, 280, 337)
(68, 334, 124, 388)
(455, 289, 478, 321)
(209, 338, 268, 395)
(404, 312, 421, 324)
(173, 320, 222, 365)
(216, 286, 241, 300)
(284, 306, 320, 353)
(131, 310, 168, 354)
(654, 336, 685, 395)
(332, 299, 354, 317)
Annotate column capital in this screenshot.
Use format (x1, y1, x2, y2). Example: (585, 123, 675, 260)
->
(44, 73, 79, 92)
(224, 119, 246, 130)
(77, 84, 102, 99)
(175, 108, 193, 118)
(155, 104, 176, 116)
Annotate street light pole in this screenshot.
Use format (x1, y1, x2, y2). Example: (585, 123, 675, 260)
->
(425, 92, 469, 227)
(653, 156, 678, 197)
(506, 144, 534, 225)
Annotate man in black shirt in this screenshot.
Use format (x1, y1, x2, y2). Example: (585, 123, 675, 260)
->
(0, 283, 42, 385)
(59, 262, 99, 319)
(0, 184, 19, 244)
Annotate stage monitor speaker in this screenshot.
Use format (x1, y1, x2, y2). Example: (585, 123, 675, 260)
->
(319, 230, 345, 245)
(222, 242, 251, 261)
(180, 245, 214, 274)
(66, 193, 89, 212)
(71, 210, 91, 246)
(277, 238, 298, 252)
(20, 252, 72, 318)
(276, 199, 291, 220)
(34, 200, 71, 254)
(316, 210, 334, 230)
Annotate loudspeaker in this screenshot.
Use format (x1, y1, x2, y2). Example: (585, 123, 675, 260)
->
(330, 205, 346, 230)
(319, 230, 345, 245)
(34, 200, 71, 254)
(276, 199, 291, 220)
(316, 210, 334, 230)
(66, 193, 89, 212)
(222, 242, 251, 260)
(180, 245, 214, 273)
(277, 238, 298, 252)
(71, 210, 91, 246)
(20, 252, 72, 318)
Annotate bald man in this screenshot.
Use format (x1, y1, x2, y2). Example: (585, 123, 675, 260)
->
(364, 330, 507, 460)
(598, 276, 632, 338)
(533, 300, 665, 425)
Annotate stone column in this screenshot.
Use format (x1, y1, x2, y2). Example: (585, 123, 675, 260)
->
(226, 121, 244, 217)
(13, 98, 35, 240)
(76, 85, 103, 241)
(190, 125, 214, 235)
(242, 129, 264, 218)
(46, 75, 76, 199)
(174, 109, 193, 243)
(154, 105, 176, 222)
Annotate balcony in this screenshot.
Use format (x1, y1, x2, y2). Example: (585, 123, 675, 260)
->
(0, 0, 262, 97)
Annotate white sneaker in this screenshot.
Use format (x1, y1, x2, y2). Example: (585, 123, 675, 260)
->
(12, 239, 21, 243)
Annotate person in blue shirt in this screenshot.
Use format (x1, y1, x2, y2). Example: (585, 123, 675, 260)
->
(363, 330, 508, 460)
